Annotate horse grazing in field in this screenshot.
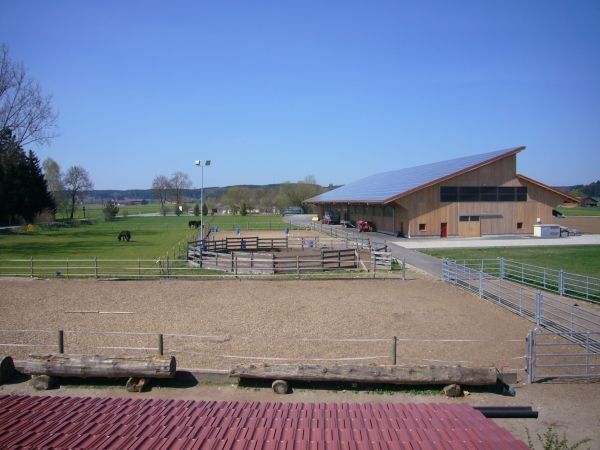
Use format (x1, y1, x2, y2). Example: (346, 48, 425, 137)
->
(118, 230, 131, 242)
(188, 220, 201, 229)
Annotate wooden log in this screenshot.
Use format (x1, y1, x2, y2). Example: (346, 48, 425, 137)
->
(272, 379, 289, 394)
(230, 363, 498, 386)
(23, 353, 176, 379)
(126, 377, 149, 392)
(0, 355, 15, 384)
(32, 375, 56, 390)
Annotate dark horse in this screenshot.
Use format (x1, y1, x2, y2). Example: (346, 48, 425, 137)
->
(118, 230, 131, 242)
(188, 220, 202, 229)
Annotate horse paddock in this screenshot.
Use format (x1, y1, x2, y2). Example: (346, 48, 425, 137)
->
(0, 275, 533, 376)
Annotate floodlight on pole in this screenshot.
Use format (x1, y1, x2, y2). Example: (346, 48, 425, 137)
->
(194, 160, 211, 238)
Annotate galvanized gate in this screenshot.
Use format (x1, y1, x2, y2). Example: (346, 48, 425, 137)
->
(526, 329, 600, 382)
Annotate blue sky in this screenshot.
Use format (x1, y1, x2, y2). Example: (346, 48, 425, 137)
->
(2, 0, 599, 189)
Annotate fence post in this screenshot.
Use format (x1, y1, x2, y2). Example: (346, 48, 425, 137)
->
(479, 270, 484, 298)
(559, 270, 564, 296)
(296, 256, 300, 278)
(535, 291, 542, 326)
(57, 330, 64, 353)
(234, 255, 238, 278)
(30, 256, 34, 278)
(402, 258, 406, 281)
(158, 334, 164, 355)
(94, 256, 98, 279)
(391, 336, 397, 365)
(372, 254, 376, 279)
(166, 255, 170, 278)
(526, 329, 535, 383)
(499, 257, 505, 279)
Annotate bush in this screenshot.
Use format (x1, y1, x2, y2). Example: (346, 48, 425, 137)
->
(102, 200, 119, 221)
(526, 426, 591, 450)
(193, 204, 200, 216)
(240, 201, 247, 216)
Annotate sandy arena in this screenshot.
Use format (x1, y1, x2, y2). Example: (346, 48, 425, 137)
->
(1, 274, 532, 374)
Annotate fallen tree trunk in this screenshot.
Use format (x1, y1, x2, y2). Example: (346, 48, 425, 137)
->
(230, 363, 498, 386)
(23, 353, 176, 379)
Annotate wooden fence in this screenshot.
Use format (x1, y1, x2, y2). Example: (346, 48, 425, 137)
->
(192, 248, 360, 275)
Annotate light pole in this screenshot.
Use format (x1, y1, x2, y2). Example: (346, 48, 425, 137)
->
(194, 159, 211, 238)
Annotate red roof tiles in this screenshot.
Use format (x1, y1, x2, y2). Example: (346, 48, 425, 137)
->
(0, 394, 527, 449)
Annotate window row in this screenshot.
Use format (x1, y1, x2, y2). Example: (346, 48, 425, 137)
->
(440, 186, 527, 202)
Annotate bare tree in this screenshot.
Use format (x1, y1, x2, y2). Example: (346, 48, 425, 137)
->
(170, 171, 192, 206)
(63, 165, 93, 219)
(0, 44, 58, 147)
(152, 175, 172, 216)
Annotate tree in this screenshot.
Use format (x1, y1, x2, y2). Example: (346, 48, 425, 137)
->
(63, 165, 93, 219)
(152, 175, 172, 216)
(193, 203, 200, 216)
(274, 178, 323, 211)
(102, 200, 119, 221)
(0, 127, 55, 224)
(240, 201, 247, 216)
(170, 171, 191, 206)
(42, 157, 67, 217)
(202, 202, 208, 216)
(0, 44, 58, 147)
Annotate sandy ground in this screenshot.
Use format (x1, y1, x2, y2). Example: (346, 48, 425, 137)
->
(0, 276, 532, 373)
(210, 229, 322, 240)
(558, 216, 600, 234)
(1, 277, 599, 445)
(1, 377, 598, 446)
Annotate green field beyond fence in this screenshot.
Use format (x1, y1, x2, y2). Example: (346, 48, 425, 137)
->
(423, 245, 600, 278)
(0, 215, 288, 261)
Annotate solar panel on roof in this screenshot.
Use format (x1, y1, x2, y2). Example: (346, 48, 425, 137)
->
(307, 147, 524, 203)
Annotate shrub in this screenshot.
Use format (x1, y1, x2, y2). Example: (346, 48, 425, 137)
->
(102, 200, 119, 221)
(526, 426, 591, 450)
(193, 204, 200, 216)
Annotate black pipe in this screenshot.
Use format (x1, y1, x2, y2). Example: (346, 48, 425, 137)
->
(474, 406, 538, 419)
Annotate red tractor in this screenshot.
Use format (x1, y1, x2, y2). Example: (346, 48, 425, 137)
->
(357, 220, 376, 232)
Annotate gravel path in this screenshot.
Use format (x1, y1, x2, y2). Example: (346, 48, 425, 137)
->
(0, 276, 532, 374)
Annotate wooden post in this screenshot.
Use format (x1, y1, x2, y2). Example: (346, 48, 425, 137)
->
(138, 258, 141, 278)
(372, 254, 376, 278)
(30, 256, 34, 278)
(391, 336, 397, 365)
(166, 255, 170, 278)
(158, 334, 164, 355)
(234, 254, 238, 277)
(94, 256, 98, 279)
(57, 330, 64, 353)
(66, 258, 69, 279)
(402, 257, 406, 281)
(296, 256, 300, 278)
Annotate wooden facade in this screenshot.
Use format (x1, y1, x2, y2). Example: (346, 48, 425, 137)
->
(312, 154, 576, 238)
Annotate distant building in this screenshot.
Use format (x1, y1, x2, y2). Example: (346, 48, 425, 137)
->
(117, 199, 147, 206)
(305, 147, 578, 238)
(580, 196, 598, 207)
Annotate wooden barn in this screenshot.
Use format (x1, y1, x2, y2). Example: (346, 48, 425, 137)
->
(305, 147, 578, 238)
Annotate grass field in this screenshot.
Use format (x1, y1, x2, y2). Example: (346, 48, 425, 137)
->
(423, 245, 600, 277)
(0, 215, 288, 260)
(556, 206, 600, 216)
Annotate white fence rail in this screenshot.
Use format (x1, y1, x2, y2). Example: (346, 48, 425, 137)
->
(456, 258, 600, 303)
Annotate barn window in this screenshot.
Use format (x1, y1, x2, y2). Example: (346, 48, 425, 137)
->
(440, 186, 527, 202)
(419, 223, 427, 231)
(383, 206, 394, 217)
(517, 222, 523, 229)
(440, 186, 458, 202)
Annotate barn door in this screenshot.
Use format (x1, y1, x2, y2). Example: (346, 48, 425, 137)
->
(458, 216, 480, 237)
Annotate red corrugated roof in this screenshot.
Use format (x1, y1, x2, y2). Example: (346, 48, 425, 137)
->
(0, 394, 527, 449)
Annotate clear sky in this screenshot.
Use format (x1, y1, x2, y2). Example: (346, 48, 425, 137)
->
(2, 0, 599, 190)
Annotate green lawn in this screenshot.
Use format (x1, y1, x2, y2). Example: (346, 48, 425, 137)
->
(423, 245, 600, 277)
(0, 214, 288, 278)
(0, 215, 288, 260)
(556, 206, 600, 216)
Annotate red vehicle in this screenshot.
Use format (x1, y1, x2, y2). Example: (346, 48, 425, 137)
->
(357, 220, 376, 232)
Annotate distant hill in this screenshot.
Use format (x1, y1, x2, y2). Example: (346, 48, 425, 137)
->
(555, 180, 600, 198)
